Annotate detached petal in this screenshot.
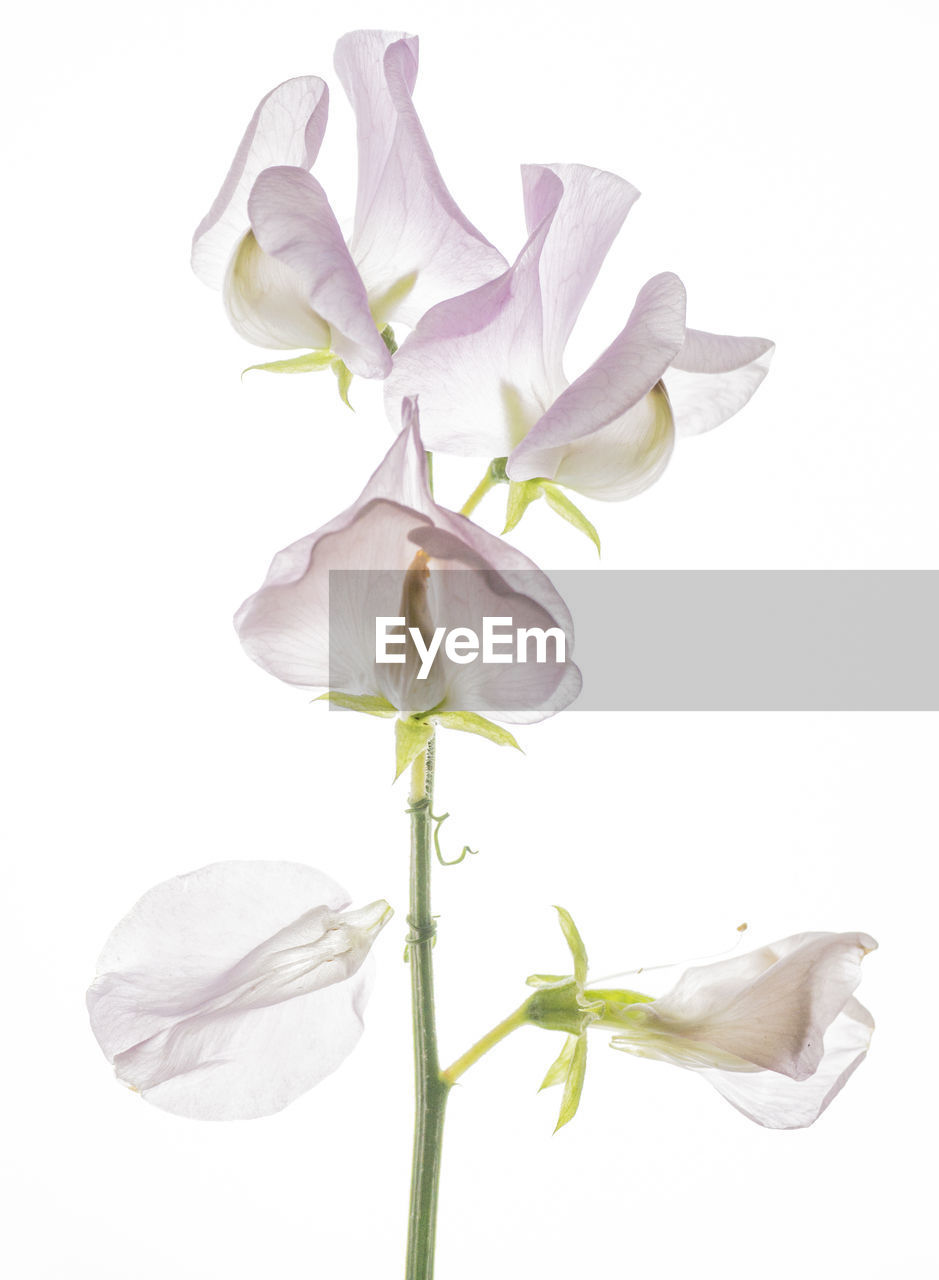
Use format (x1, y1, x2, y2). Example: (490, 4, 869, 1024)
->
(87, 862, 391, 1120)
(508, 273, 686, 486)
(244, 166, 391, 376)
(192, 77, 329, 291)
(667, 327, 774, 437)
(335, 31, 507, 327)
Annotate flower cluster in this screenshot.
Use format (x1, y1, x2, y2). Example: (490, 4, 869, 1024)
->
(87, 29, 875, 1144)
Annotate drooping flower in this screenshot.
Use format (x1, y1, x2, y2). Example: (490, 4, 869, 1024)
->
(385, 163, 773, 509)
(191, 31, 506, 379)
(87, 861, 391, 1120)
(234, 399, 581, 772)
(604, 930, 877, 1128)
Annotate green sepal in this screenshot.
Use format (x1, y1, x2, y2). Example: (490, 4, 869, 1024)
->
(523, 980, 602, 1035)
(395, 717, 435, 780)
(539, 1033, 579, 1091)
(241, 349, 335, 377)
(315, 692, 397, 718)
(525, 973, 571, 989)
(540, 483, 601, 556)
(554, 905, 589, 987)
(503, 479, 543, 533)
(429, 710, 521, 752)
(331, 358, 354, 409)
(380, 324, 398, 355)
(554, 1033, 588, 1132)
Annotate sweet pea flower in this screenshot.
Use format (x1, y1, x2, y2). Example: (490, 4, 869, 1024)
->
(192, 31, 506, 379)
(605, 930, 876, 1128)
(234, 400, 581, 767)
(87, 861, 391, 1120)
(385, 163, 773, 504)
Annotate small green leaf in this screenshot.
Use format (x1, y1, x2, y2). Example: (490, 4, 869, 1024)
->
(395, 717, 435, 781)
(430, 711, 521, 751)
(503, 479, 543, 533)
(525, 973, 570, 989)
(380, 323, 398, 355)
(315, 692, 397, 718)
(242, 349, 335, 377)
(539, 1033, 579, 1091)
(554, 1033, 588, 1132)
(541, 483, 601, 556)
(331, 358, 354, 409)
(554, 905, 589, 988)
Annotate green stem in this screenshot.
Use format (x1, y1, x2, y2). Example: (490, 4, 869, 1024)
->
(459, 457, 508, 517)
(406, 736, 450, 1280)
(441, 1003, 530, 1085)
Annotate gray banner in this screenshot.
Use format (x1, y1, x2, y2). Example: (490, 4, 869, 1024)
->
(328, 570, 939, 712)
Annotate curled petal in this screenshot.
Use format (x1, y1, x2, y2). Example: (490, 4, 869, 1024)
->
(87, 862, 390, 1120)
(667, 327, 775, 437)
(522, 163, 640, 376)
(245, 166, 391, 376)
(703, 998, 875, 1128)
(192, 77, 328, 291)
(235, 400, 581, 724)
(335, 31, 507, 326)
(508, 273, 686, 486)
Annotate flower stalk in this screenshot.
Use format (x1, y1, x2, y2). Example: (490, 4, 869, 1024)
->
(405, 736, 450, 1280)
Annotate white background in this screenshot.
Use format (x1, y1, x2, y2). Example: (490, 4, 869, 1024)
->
(4, 1, 937, 1276)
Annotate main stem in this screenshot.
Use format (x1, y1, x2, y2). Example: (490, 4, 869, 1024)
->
(406, 736, 450, 1280)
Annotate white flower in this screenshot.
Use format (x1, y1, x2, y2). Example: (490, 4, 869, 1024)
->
(606, 931, 877, 1128)
(87, 861, 391, 1120)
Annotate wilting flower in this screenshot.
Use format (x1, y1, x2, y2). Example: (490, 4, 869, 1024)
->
(386, 163, 773, 503)
(191, 30, 505, 378)
(235, 399, 581, 768)
(604, 930, 877, 1128)
(87, 861, 391, 1120)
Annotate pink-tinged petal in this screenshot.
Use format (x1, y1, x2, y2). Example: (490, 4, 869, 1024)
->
(386, 183, 563, 457)
(702, 999, 875, 1129)
(523, 164, 640, 377)
(508, 272, 687, 483)
(192, 77, 328, 291)
(334, 31, 507, 327)
(667, 327, 775, 437)
(87, 862, 390, 1120)
(244, 166, 391, 376)
(236, 403, 580, 723)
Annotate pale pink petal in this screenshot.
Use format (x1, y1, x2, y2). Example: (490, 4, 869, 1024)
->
(508, 272, 687, 483)
(523, 164, 640, 377)
(235, 403, 581, 723)
(385, 184, 563, 457)
(702, 999, 875, 1128)
(334, 31, 507, 327)
(667, 327, 775, 437)
(87, 862, 390, 1120)
(192, 77, 328, 291)
(245, 166, 391, 376)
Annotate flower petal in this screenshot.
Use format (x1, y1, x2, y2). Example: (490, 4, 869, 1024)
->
(385, 176, 563, 457)
(548, 383, 675, 501)
(667, 327, 774, 437)
(522, 163, 640, 377)
(508, 272, 687, 485)
(192, 77, 328, 291)
(87, 862, 390, 1120)
(701, 998, 875, 1128)
(235, 401, 581, 724)
(334, 31, 507, 327)
(243, 166, 391, 376)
